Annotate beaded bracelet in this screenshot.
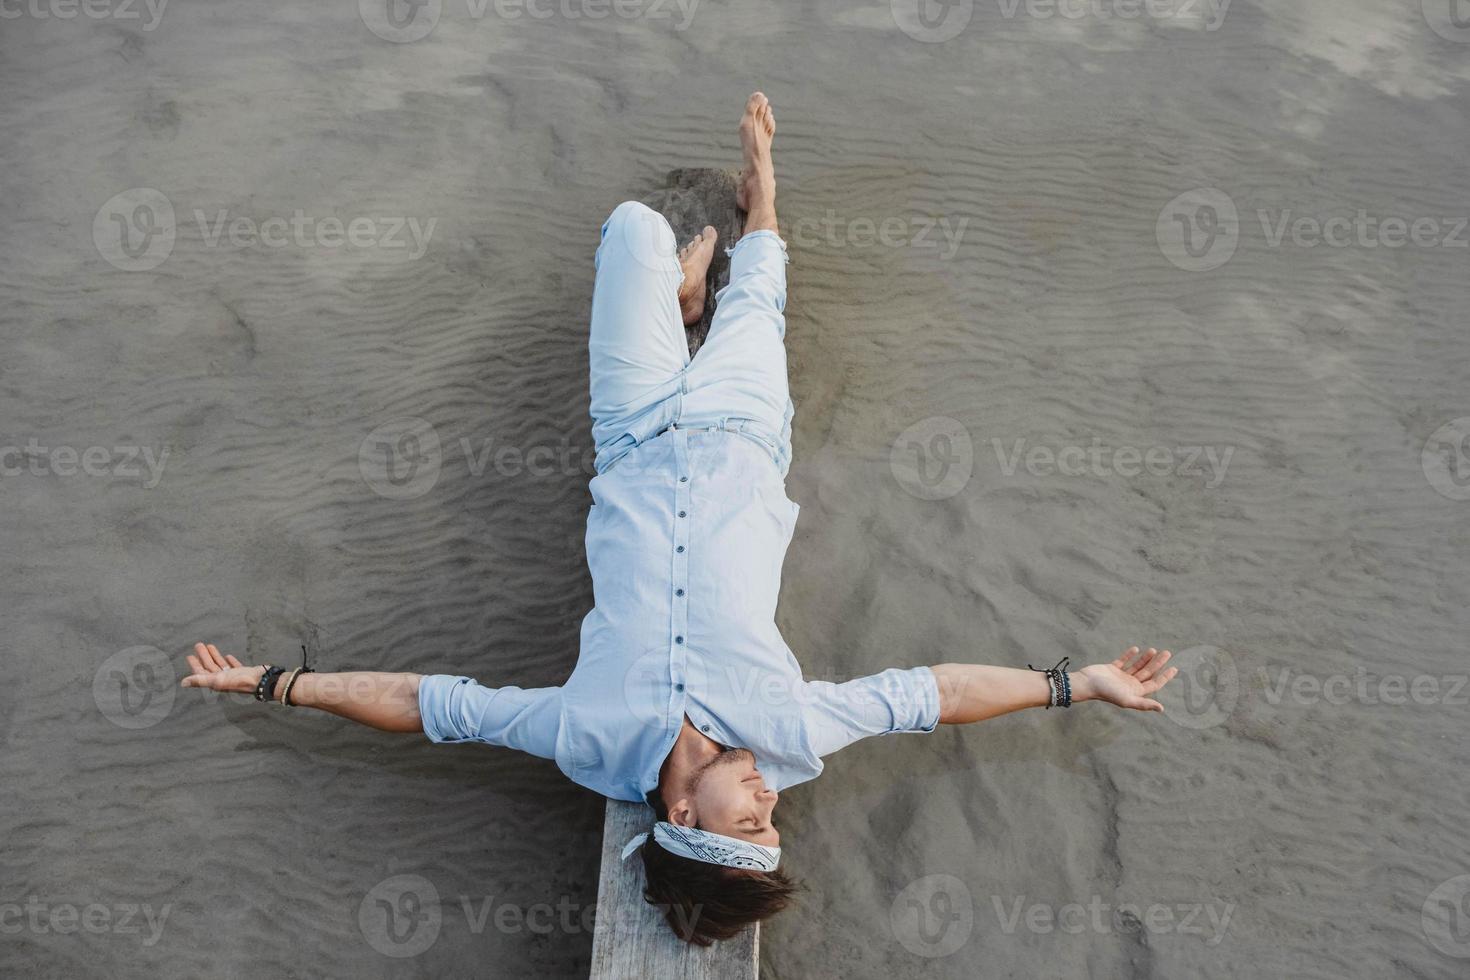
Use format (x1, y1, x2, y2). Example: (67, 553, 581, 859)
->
(1027, 657, 1072, 709)
(254, 665, 287, 702)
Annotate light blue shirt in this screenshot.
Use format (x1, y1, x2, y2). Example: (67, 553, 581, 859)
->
(418, 427, 941, 802)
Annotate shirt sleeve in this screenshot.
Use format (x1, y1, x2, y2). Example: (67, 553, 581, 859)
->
(417, 675, 563, 761)
(799, 665, 942, 758)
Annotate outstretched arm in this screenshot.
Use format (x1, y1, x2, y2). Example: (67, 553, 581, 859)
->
(931, 646, 1178, 725)
(181, 642, 423, 732)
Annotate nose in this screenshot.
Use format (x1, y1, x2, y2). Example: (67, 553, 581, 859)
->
(759, 787, 778, 803)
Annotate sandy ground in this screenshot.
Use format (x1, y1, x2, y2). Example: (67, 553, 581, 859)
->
(3, 1, 1470, 977)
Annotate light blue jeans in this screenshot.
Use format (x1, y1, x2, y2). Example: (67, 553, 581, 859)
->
(588, 200, 794, 475)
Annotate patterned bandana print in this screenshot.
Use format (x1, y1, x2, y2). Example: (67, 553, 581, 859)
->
(620, 821, 781, 872)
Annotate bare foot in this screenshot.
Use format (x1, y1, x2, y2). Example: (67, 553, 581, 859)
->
(734, 92, 776, 230)
(676, 225, 718, 325)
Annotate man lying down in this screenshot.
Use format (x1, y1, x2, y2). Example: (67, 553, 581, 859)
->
(182, 92, 1180, 946)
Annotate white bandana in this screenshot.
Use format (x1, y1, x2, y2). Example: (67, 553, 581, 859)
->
(621, 821, 781, 872)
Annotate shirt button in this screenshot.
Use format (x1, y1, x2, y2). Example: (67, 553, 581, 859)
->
(675, 636, 684, 644)
(675, 589, 685, 597)
(680, 476, 689, 483)
(676, 545, 685, 553)
(678, 510, 687, 518)
(701, 725, 711, 733)
(675, 683, 684, 692)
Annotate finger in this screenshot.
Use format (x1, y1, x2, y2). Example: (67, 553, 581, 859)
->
(1134, 698, 1164, 712)
(206, 644, 229, 670)
(225, 654, 244, 669)
(1135, 650, 1172, 682)
(181, 675, 200, 688)
(1113, 646, 1141, 670)
(193, 643, 219, 672)
(186, 654, 206, 675)
(1130, 648, 1160, 676)
(1142, 667, 1180, 694)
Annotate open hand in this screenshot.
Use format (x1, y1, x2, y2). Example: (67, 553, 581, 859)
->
(181, 642, 263, 694)
(1075, 647, 1178, 712)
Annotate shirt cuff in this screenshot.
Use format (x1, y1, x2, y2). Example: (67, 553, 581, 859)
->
(724, 228, 790, 261)
(418, 674, 479, 743)
(903, 665, 943, 734)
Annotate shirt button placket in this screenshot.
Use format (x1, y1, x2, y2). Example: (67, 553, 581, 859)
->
(671, 430, 692, 698)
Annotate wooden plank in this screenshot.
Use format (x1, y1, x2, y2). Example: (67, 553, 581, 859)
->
(589, 799, 759, 980)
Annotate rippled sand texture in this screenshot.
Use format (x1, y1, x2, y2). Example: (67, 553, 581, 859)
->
(3, 1, 1469, 977)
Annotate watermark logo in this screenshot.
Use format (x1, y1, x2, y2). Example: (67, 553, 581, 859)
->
(788, 212, 969, 259)
(359, 417, 443, 500)
(1258, 666, 1467, 707)
(1160, 644, 1238, 729)
(0, 0, 169, 30)
(1422, 417, 1470, 501)
(891, 874, 974, 957)
(992, 437, 1233, 487)
(359, 0, 441, 41)
(94, 188, 176, 271)
(611, 202, 682, 276)
(361, 0, 697, 42)
(891, 417, 974, 500)
(892, 0, 974, 42)
(1422, 0, 1470, 43)
(0, 898, 171, 945)
(359, 874, 442, 958)
(994, 0, 1230, 29)
(1424, 875, 1470, 957)
(94, 646, 176, 730)
(1156, 188, 1239, 272)
(993, 894, 1232, 945)
(1, 439, 169, 487)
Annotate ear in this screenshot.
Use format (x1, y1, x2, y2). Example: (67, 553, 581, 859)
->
(666, 798, 697, 828)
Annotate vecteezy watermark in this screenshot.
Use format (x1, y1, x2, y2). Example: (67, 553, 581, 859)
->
(1422, 0, 1470, 43)
(889, 419, 1235, 500)
(358, 417, 444, 501)
(992, 894, 1234, 946)
(93, 189, 437, 271)
(1422, 417, 1470, 502)
(1160, 645, 1239, 730)
(1158, 188, 1468, 272)
(0, 898, 171, 946)
(992, 438, 1234, 488)
(993, 0, 1230, 28)
(357, 874, 700, 956)
(1156, 188, 1240, 272)
(890, 875, 974, 958)
(0, 0, 168, 30)
(93, 188, 176, 272)
(622, 653, 938, 730)
(890, 417, 975, 501)
(1423, 874, 1470, 958)
(1, 439, 169, 488)
(94, 646, 178, 730)
(359, 0, 698, 42)
(360, 875, 441, 958)
(357, 417, 599, 500)
(1255, 210, 1468, 250)
(892, 0, 1228, 42)
(787, 212, 969, 260)
(1258, 666, 1468, 707)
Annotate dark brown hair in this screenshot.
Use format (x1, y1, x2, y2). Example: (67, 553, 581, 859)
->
(639, 793, 798, 945)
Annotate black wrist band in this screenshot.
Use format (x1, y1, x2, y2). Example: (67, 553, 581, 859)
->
(255, 666, 287, 702)
(1027, 657, 1072, 709)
